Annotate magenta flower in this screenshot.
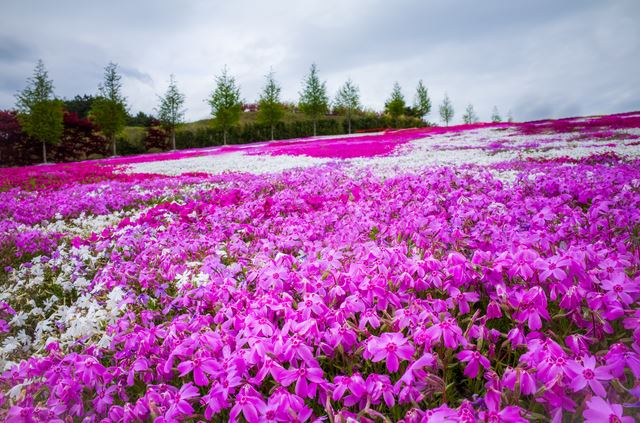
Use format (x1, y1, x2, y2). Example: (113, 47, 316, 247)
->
(177, 356, 219, 386)
(229, 385, 267, 423)
(511, 287, 550, 330)
(332, 373, 366, 405)
(367, 332, 415, 373)
(601, 272, 637, 305)
(457, 350, 491, 378)
(502, 367, 537, 395)
(358, 309, 381, 330)
(166, 382, 199, 418)
(567, 355, 613, 397)
(583, 397, 634, 423)
(272, 364, 325, 399)
(534, 255, 571, 281)
(423, 317, 465, 349)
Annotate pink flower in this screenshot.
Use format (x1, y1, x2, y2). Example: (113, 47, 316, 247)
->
(423, 318, 465, 349)
(457, 350, 491, 378)
(367, 332, 415, 373)
(177, 356, 219, 386)
(272, 364, 325, 399)
(229, 385, 267, 423)
(601, 272, 637, 305)
(567, 355, 613, 397)
(534, 255, 571, 281)
(167, 382, 199, 418)
(583, 397, 634, 423)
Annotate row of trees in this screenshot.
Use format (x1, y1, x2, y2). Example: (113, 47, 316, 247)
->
(9, 59, 513, 164)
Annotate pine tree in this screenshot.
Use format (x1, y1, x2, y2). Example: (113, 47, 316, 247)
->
(157, 74, 186, 150)
(90, 62, 128, 156)
(298, 63, 329, 136)
(208, 66, 242, 145)
(257, 70, 285, 140)
(15, 60, 63, 163)
(385, 82, 406, 125)
(439, 94, 454, 126)
(462, 104, 479, 124)
(413, 80, 431, 121)
(491, 106, 502, 123)
(334, 78, 360, 134)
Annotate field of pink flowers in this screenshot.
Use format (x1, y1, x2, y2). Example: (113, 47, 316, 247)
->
(1, 113, 640, 422)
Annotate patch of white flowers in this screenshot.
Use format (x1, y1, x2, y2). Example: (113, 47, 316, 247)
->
(125, 151, 331, 176)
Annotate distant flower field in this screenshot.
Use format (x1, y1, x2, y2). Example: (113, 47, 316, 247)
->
(1, 112, 640, 422)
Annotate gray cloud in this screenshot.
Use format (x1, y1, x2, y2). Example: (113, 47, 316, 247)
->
(0, 0, 638, 124)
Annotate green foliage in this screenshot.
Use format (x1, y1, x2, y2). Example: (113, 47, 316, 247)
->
(208, 66, 242, 145)
(462, 104, 479, 124)
(62, 94, 95, 119)
(91, 63, 128, 155)
(385, 82, 406, 124)
(90, 97, 127, 141)
(127, 111, 155, 127)
(173, 112, 425, 149)
(491, 106, 502, 123)
(439, 94, 454, 126)
(334, 78, 360, 134)
(298, 63, 329, 135)
(19, 100, 64, 163)
(15, 60, 54, 113)
(413, 80, 431, 120)
(157, 74, 186, 150)
(99, 62, 126, 104)
(15, 60, 63, 163)
(257, 70, 285, 140)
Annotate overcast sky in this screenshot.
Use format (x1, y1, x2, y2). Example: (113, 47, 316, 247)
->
(1, 0, 639, 123)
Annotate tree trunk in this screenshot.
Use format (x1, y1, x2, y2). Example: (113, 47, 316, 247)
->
(42, 141, 47, 164)
(171, 128, 176, 151)
(223, 130, 227, 145)
(347, 111, 352, 134)
(112, 135, 117, 156)
(313, 119, 317, 137)
(270, 125, 274, 141)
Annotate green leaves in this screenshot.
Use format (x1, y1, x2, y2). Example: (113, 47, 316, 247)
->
(18, 99, 64, 147)
(14, 60, 63, 162)
(385, 82, 406, 121)
(157, 74, 186, 129)
(90, 63, 128, 155)
(299, 63, 329, 133)
(439, 93, 454, 126)
(208, 67, 242, 143)
(257, 70, 285, 139)
(413, 80, 431, 119)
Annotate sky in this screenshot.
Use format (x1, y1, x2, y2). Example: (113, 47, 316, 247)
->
(1, 0, 639, 124)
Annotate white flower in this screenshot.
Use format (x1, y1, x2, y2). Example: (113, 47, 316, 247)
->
(2, 336, 19, 354)
(9, 312, 27, 327)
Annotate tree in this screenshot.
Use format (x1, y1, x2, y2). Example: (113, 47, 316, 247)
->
(385, 82, 406, 125)
(462, 104, 479, 124)
(299, 63, 329, 136)
(157, 74, 186, 150)
(491, 106, 502, 123)
(90, 62, 128, 156)
(15, 60, 63, 163)
(127, 111, 155, 127)
(334, 78, 360, 134)
(413, 80, 431, 121)
(63, 94, 96, 119)
(257, 70, 285, 140)
(507, 110, 514, 123)
(208, 66, 242, 145)
(439, 94, 454, 126)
